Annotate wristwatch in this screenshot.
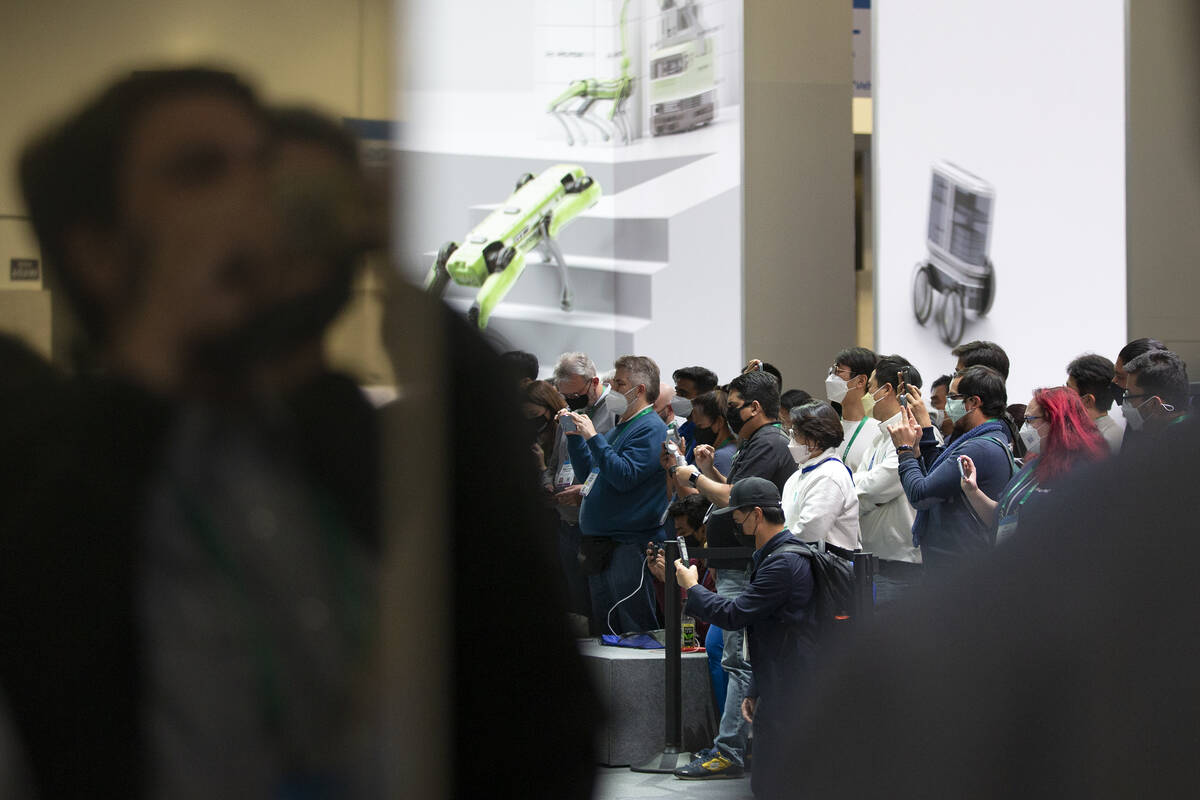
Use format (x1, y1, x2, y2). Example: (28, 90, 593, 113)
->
(687, 468, 701, 487)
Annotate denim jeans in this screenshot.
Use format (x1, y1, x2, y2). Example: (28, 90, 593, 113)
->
(588, 540, 660, 634)
(712, 565, 751, 766)
(705, 624, 727, 716)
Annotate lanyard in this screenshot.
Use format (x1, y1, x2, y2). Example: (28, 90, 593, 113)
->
(841, 417, 869, 462)
(608, 405, 654, 449)
(999, 468, 1040, 518)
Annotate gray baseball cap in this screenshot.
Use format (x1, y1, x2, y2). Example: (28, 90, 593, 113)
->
(709, 476, 782, 516)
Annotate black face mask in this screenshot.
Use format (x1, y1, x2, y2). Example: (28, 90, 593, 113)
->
(725, 404, 749, 435)
(565, 392, 589, 412)
(691, 425, 717, 447)
(1109, 382, 1125, 407)
(527, 416, 549, 441)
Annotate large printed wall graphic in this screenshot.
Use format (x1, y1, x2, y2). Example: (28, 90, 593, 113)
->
(874, 0, 1126, 403)
(396, 0, 745, 378)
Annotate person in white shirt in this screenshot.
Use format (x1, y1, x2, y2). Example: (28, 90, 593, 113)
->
(825, 347, 881, 471)
(856, 356, 933, 605)
(1066, 353, 1124, 454)
(780, 401, 860, 554)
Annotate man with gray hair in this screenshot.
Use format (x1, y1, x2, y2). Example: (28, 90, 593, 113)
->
(550, 352, 618, 628)
(561, 355, 670, 633)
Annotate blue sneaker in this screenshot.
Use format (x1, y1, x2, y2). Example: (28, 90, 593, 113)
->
(674, 751, 744, 780)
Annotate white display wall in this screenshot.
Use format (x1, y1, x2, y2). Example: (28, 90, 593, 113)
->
(873, 0, 1126, 403)
(396, 0, 745, 381)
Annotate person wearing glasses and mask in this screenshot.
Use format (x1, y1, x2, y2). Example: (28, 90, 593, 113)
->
(959, 387, 1107, 544)
(1119, 349, 1191, 457)
(888, 366, 1016, 574)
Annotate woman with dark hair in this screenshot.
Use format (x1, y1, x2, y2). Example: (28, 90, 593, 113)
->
(779, 401, 861, 552)
(689, 388, 737, 475)
(960, 386, 1107, 543)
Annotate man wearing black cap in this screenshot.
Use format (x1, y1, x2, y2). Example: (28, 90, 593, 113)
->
(674, 477, 818, 797)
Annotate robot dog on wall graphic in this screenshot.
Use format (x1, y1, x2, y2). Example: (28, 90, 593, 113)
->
(424, 164, 601, 329)
(912, 161, 996, 347)
(546, 0, 635, 146)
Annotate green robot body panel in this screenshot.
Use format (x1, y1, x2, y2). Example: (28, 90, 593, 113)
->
(547, 0, 635, 146)
(425, 164, 601, 329)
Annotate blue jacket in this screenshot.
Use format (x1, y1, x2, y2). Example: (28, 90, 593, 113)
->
(897, 420, 1015, 569)
(685, 530, 817, 703)
(569, 407, 669, 542)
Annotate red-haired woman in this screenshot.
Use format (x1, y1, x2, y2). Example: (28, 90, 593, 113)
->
(959, 386, 1108, 543)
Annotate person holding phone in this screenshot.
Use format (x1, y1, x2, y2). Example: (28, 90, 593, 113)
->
(959, 387, 1108, 544)
(888, 366, 1016, 573)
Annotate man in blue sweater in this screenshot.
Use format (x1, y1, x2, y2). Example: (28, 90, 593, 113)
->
(563, 355, 669, 633)
(889, 365, 1016, 573)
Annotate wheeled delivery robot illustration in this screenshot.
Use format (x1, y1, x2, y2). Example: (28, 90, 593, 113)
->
(912, 161, 996, 347)
(424, 164, 601, 329)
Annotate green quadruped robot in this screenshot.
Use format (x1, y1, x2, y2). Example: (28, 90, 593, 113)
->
(547, 0, 634, 146)
(424, 164, 602, 329)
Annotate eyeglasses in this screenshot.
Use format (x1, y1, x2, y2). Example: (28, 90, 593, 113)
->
(947, 392, 967, 400)
(827, 365, 852, 378)
(1122, 392, 1150, 402)
(1022, 415, 1042, 424)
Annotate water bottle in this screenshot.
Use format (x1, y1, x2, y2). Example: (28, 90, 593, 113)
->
(681, 613, 697, 649)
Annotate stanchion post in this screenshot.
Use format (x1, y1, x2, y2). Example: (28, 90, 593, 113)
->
(852, 551, 875, 625)
(631, 538, 689, 773)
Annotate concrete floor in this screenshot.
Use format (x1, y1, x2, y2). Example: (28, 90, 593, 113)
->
(593, 766, 753, 800)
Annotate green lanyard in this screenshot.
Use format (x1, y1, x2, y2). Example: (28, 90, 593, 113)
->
(609, 405, 655, 449)
(999, 468, 1040, 518)
(841, 417, 869, 462)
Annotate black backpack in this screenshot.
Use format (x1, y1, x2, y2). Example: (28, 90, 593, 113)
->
(757, 541, 857, 641)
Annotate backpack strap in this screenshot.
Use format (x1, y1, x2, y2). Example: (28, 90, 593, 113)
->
(979, 435, 1018, 478)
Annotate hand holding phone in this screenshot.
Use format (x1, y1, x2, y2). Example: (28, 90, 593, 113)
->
(898, 367, 910, 408)
(558, 411, 578, 433)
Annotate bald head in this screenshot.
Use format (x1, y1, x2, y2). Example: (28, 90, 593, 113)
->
(654, 382, 675, 423)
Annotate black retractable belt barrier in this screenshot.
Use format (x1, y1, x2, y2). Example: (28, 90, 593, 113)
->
(632, 545, 754, 774)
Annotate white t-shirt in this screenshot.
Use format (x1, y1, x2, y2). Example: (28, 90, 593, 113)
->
(781, 447, 861, 551)
(840, 416, 881, 471)
(853, 411, 923, 563)
(1094, 413, 1123, 454)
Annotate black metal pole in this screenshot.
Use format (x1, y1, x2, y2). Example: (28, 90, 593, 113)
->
(662, 538, 682, 749)
(852, 551, 875, 625)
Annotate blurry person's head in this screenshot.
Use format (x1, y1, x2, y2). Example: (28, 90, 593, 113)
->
(1123, 349, 1190, 432)
(20, 67, 272, 385)
(948, 365, 1007, 435)
(1021, 387, 1108, 480)
(501, 350, 539, 387)
(930, 375, 952, 410)
(1066, 353, 1117, 418)
(1114, 337, 1166, 390)
(671, 365, 718, 400)
(868, 355, 921, 423)
(952, 340, 1010, 380)
(654, 382, 676, 423)
(553, 351, 601, 411)
(787, 400, 844, 464)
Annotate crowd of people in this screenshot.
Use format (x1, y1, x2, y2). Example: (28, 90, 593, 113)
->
(512, 337, 1193, 796)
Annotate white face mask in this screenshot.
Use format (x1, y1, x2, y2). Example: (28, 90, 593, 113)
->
(788, 442, 811, 465)
(929, 407, 946, 427)
(825, 373, 849, 404)
(670, 396, 693, 418)
(1122, 396, 1170, 431)
(607, 387, 638, 417)
(1019, 422, 1042, 455)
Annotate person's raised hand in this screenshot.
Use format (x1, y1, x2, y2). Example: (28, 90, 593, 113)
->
(674, 558, 699, 589)
(906, 384, 932, 428)
(693, 444, 715, 473)
(958, 454, 979, 494)
(888, 405, 921, 449)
